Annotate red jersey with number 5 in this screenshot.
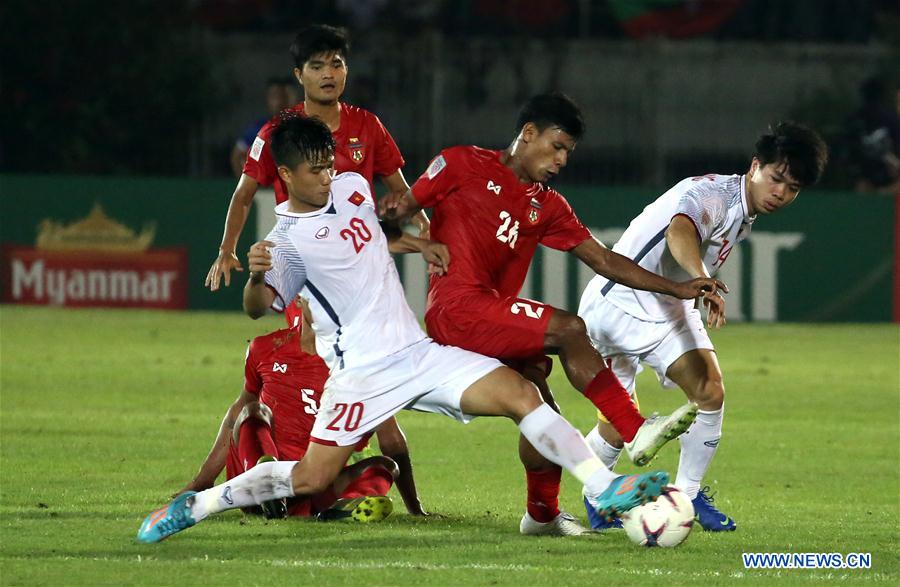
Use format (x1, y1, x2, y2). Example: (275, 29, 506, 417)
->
(411, 146, 591, 305)
(243, 102, 405, 203)
(244, 328, 330, 460)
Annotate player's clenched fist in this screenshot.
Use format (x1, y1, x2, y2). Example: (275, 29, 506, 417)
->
(247, 240, 276, 275)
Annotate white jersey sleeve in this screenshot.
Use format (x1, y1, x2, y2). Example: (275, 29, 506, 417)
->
(262, 225, 307, 311)
(674, 179, 730, 242)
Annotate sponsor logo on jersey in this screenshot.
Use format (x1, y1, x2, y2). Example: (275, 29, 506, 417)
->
(273, 362, 288, 373)
(348, 138, 365, 163)
(529, 198, 542, 209)
(487, 180, 502, 195)
(426, 155, 446, 179)
(315, 227, 330, 239)
(250, 136, 265, 161)
(348, 192, 366, 206)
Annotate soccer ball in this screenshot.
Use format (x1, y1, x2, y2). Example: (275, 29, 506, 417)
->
(622, 486, 695, 547)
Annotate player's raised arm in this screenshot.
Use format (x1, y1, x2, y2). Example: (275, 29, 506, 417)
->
(206, 174, 261, 291)
(666, 215, 727, 328)
(571, 236, 728, 300)
(243, 240, 277, 319)
(176, 390, 256, 496)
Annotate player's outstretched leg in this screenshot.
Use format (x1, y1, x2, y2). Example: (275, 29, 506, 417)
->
(459, 366, 669, 524)
(137, 491, 198, 544)
(583, 471, 669, 523)
(624, 402, 698, 466)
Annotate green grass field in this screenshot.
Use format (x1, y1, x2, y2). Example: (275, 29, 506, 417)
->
(1, 306, 898, 585)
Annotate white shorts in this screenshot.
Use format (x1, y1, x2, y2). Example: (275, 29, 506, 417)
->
(310, 339, 503, 446)
(580, 296, 713, 395)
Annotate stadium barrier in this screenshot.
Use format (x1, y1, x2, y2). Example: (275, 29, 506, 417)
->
(1, 175, 894, 321)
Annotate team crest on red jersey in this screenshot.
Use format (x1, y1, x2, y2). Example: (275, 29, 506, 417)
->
(348, 192, 366, 206)
(528, 208, 540, 224)
(348, 138, 365, 163)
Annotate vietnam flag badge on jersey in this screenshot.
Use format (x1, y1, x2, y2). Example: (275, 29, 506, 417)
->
(348, 192, 366, 206)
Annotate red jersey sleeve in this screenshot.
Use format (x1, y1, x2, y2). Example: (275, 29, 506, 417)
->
(243, 340, 264, 396)
(241, 121, 278, 187)
(369, 114, 405, 178)
(540, 193, 593, 251)
(411, 148, 463, 208)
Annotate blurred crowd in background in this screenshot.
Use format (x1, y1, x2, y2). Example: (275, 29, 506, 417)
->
(3, 0, 898, 192)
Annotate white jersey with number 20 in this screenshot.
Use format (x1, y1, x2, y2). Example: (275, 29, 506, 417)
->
(264, 172, 426, 371)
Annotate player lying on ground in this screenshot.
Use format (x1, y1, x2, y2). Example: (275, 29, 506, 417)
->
(578, 121, 828, 531)
(137, 114, 670, 544)
(206, 23, 430, 291)
(380, 93, 726, 536)
(176, 294, 428, 521)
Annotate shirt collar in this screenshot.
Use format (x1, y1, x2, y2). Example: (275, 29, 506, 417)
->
(739, 174, 756, 224)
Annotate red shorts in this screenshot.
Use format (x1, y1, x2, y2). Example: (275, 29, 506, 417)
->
(425, 290, 554, 361)
(224, 440, 393, 518)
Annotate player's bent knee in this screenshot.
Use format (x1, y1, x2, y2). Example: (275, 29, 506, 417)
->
(233, 401, 274, 444)
(694, 378, 725, 410)
(505, 379, 545, 421)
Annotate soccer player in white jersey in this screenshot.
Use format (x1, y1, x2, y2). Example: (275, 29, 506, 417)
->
(578, 122, 828, 531)
(137, 115, 673, 543)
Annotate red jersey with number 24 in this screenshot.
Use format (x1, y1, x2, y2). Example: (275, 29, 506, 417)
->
(411, 146, 591, 305)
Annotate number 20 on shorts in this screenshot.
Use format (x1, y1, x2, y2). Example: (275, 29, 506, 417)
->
(325, 402, 365, 431)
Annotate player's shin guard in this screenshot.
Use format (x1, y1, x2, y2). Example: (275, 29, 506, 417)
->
(674, 406, 723, 499)
(582, 369, 643, 442)
(518, 404, 617, 495)
(190, 461, 296, 522)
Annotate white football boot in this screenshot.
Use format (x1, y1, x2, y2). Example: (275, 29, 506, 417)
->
(625, 402, 698, 466)
(519, 511, 593, 536)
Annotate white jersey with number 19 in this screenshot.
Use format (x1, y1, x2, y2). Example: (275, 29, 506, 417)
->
(583, 173, 755, 323)
(263, 171, 426, 371)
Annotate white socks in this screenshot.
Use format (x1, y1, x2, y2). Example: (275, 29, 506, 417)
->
(518, 404, 617, 495)
(585, 426, 623, 470)
(675, 406, 724, 499)
(190, 460, 297, 521)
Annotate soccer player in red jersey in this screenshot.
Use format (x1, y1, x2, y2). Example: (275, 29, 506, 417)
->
(206, 24, 429, 291)
(381, 93, 726, 535)
(178, 296, 428, 520)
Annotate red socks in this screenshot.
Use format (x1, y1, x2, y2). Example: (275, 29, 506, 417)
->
(582, 368, 644, 442)
(525, 467, 562, 523)
(237, 418, 278, 471)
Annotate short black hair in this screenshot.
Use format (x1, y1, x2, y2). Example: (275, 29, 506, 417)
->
(517, 93, 585, 141)
(270, 113, 336, 170)
(754, 122, 828, 187)
(290, 25, 350, 70)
